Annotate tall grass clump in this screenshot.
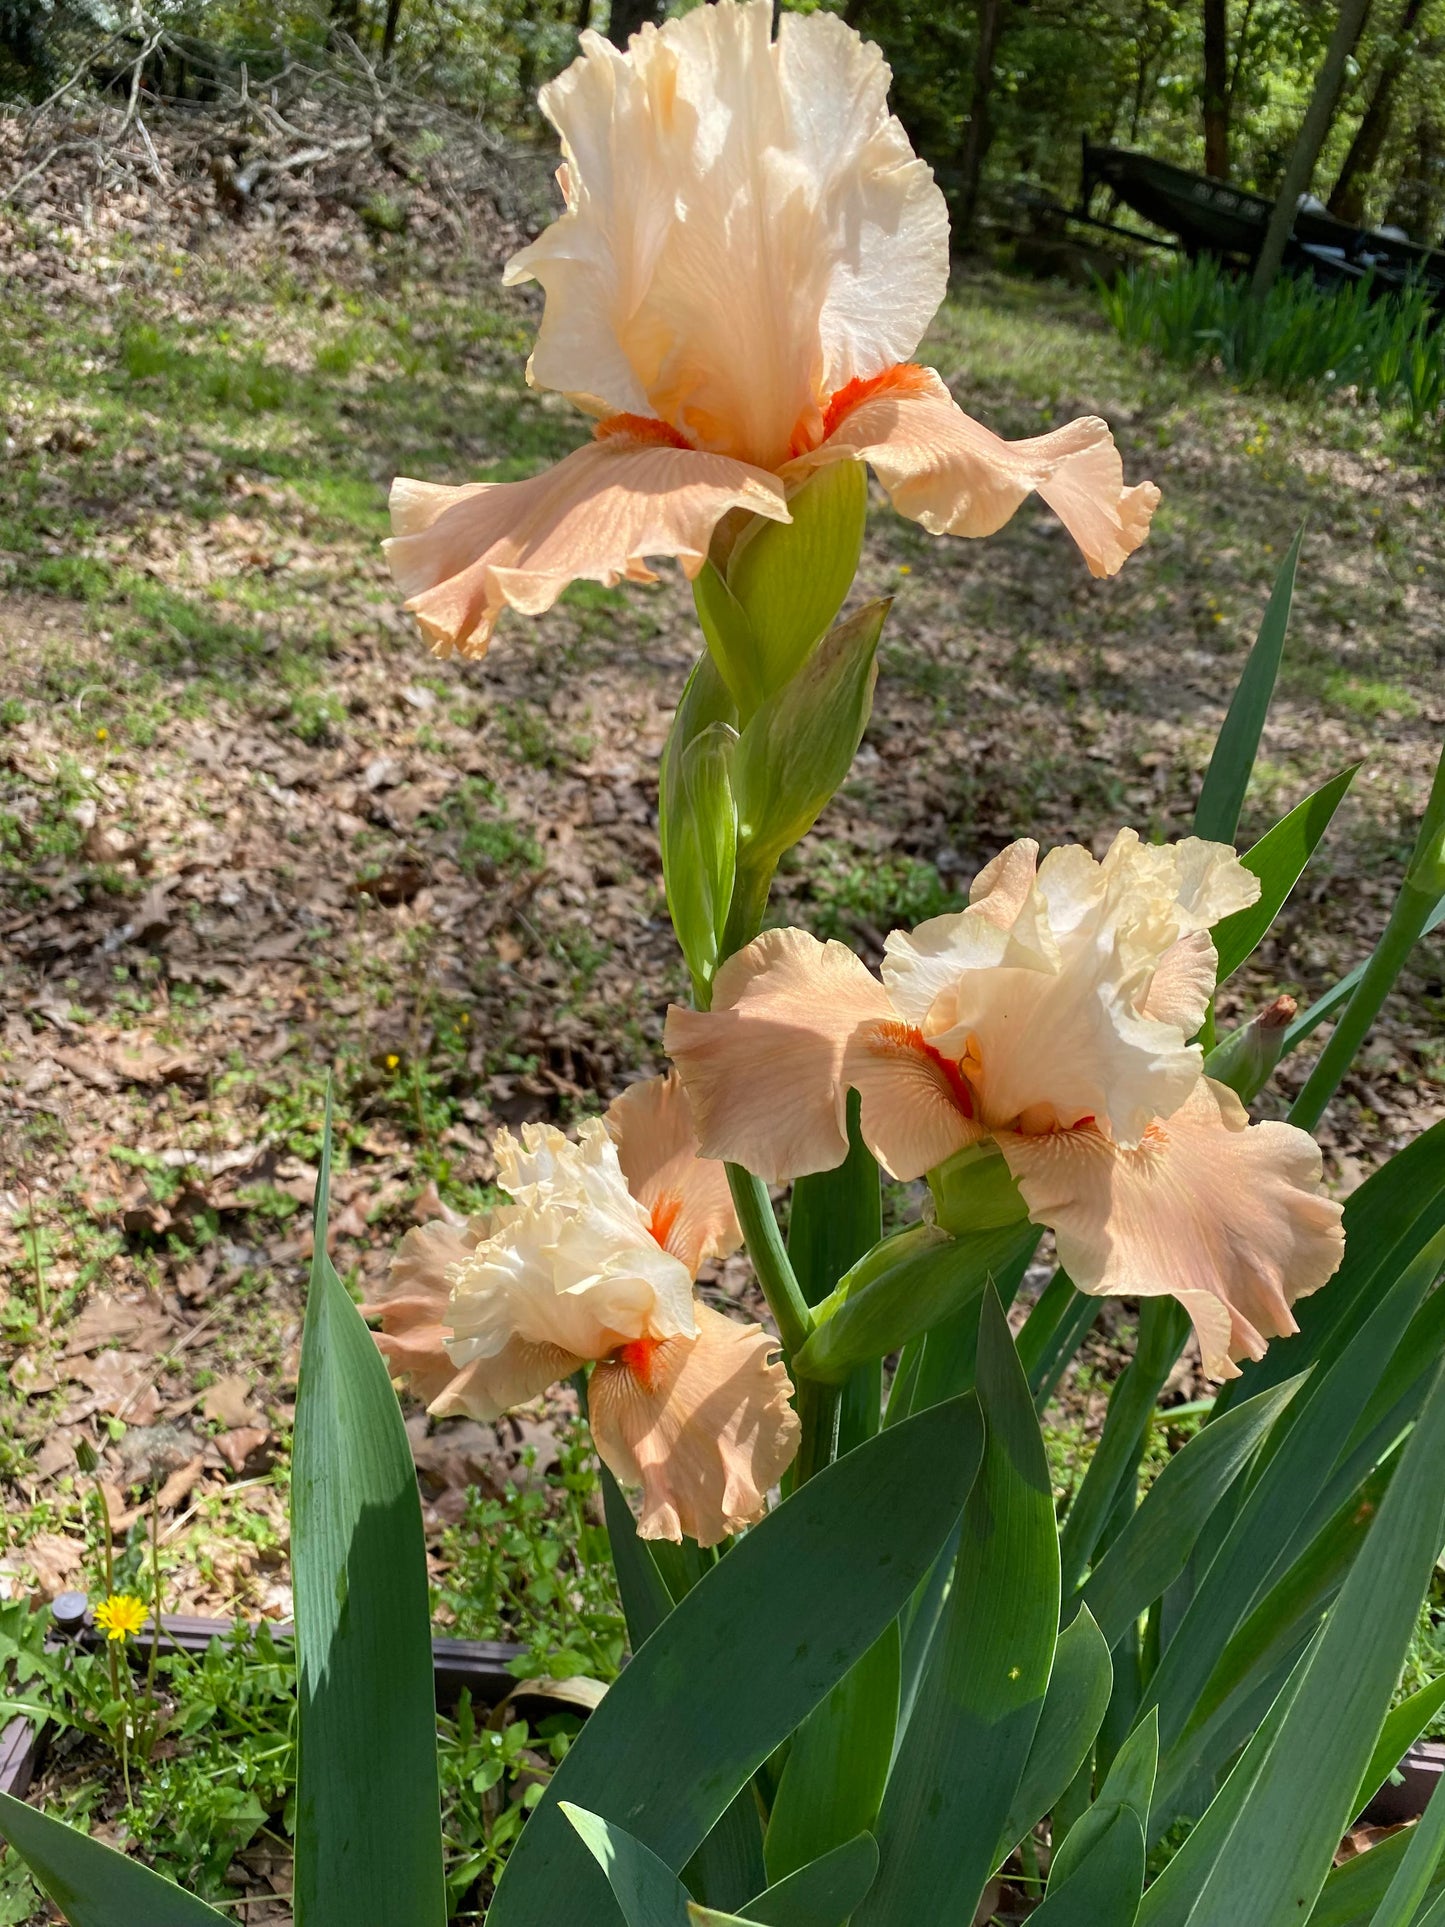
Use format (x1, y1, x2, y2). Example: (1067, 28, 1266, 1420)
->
(1101, 254, 1445, 429)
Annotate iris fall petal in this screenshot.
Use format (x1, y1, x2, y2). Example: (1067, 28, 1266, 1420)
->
(386, 437, 788, 658)
(589, 1303, 800, 1546)
(665, 927, 892, 1181)
(996, 1077, 1344, 1379)
(800, 365, 1160, 577)
(842, 1017, 985, 1180)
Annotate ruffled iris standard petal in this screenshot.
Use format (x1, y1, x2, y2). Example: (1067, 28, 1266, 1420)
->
(506, 0, 949, 468)
(799, 365, 1159, 578)
(665, 927, 892, 1182)
(996, 1077, 1344, 1379)
(386, 434, 788, 658)
(445, 1119, 699, 1400)
(589, 1303, 800, 1546)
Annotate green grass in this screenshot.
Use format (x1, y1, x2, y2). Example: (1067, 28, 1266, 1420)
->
(1100, 255, 1445, 429)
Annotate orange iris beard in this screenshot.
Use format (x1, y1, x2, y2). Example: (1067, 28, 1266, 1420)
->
(915, 1029, 976, 1118)
(617, 1335, 665, 1393)
(594, 414, 695, 450)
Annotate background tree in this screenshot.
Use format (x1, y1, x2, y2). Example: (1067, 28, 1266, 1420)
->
(1328, 0, 1428, 222)
(1201, 0, 1229, 175)
(955, 0, 1008, 240)
(1252, 0, 1373, 297)
(606, 0, 664, 47)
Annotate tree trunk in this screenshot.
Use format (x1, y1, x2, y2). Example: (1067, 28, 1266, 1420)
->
(1250, 0, 1374, 298)
(1327, 0, 1427, 224)
(1385, 108, 1445, 237)
(605, 0, 664, 49)
(956, 0, 1007, 243)
(329, 0, 364, 44)
(575, 0, 592, 31)
(1202, 0, 1229, 178)
(380, 0, 403, 64)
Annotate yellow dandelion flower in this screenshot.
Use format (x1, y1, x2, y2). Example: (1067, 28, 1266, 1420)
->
(94, 1593, 148, 1642)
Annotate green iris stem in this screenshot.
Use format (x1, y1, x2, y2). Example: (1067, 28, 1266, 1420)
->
(1289, 737, 1445, 1135)
(721, 852, 773, 966)
(791, 1377, 841, 1489)
(726, 1164, 813, 1363)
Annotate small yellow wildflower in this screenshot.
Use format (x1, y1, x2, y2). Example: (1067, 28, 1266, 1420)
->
(94, 1593, 147, 1642)
(897, 563, 912, 575)
(95, 727, 108, 742)
(385, 1053, 400, 1070)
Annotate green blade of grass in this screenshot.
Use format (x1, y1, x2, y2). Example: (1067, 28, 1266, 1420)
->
(1291, 739, 1445, 1132)
(292, 1093, 446, 1927)
(858, 1288, 1060, 1927)
(1082, 1376, 1305, 1649)
(1365, 1765, 1445, 1927)
(0, 1791, 230, 1927)
(1213, 763, 1360, 985)
(742, 1834, 880, 1925)
(1352, 1673, 1445, 1821)
(489, 1396, 984, 1926)
(1194, 526, 1304, 844)
(995, 1606, 1113, 1863)
(1139, 1352, 1445, 1927)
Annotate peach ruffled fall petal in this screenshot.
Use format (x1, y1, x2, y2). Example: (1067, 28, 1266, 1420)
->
(605, 1071, 740, 1276)
(589, 1303, 800, 1546)
(801, 365, 1159, 577)
(842, 1017, 986, 1180)
(386, 436, 788, 658)
(665, 928, 893, 1182)
(996, 1077, 1344, 1379)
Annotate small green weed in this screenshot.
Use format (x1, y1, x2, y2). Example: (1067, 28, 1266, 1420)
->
(427, 779, 540, 880)
(435, 1423, 626, 1684)
(0, 1425, 624, 1915)
(804, 844, 962, 943)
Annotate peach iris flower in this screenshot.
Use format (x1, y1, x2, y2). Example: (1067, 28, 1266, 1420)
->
(364, 1073, 799, 1546)
(385, 0, 1159, 659)
(665, 832, 1345, 1380)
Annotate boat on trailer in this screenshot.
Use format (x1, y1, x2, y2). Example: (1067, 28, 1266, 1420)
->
(1078, 142, 1445, 301)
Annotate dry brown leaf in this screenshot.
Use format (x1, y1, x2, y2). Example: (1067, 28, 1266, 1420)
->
(215, 1426, 271, 1474)
(156, 1453, 207, 1510)
(201, 1375, 263, 1429)
(21, 1530, 86, 1592)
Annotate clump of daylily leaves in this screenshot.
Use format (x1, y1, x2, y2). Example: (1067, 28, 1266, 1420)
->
(6, 7, 1444, 1927)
